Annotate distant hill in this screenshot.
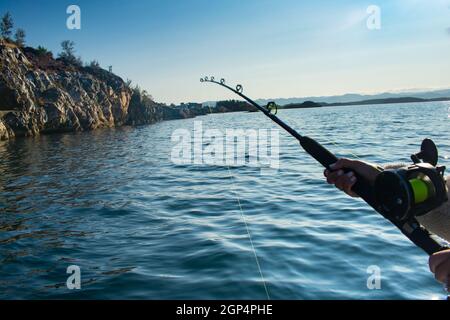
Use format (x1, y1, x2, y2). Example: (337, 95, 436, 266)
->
(202, 88, 450, 107)
(323, 96, 450, 107)
(255, 88, 450, 106)
(271, 97, 450, 110)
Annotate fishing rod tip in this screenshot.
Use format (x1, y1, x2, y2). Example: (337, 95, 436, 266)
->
(200, 76, 213, 83)
(199, 76, 227, 84)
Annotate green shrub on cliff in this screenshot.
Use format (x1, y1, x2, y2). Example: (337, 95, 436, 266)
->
(36, 46, 52, 57)
(132, 85, 154, 105)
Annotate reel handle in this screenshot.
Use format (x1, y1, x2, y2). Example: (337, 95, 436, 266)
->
(300, 136, 377, 207)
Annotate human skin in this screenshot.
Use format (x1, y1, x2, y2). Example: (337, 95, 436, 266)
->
(429, 249, 450, 285)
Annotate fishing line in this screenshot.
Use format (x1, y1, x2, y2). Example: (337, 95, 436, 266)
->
(227, 167, 271, 300)
(204, 104, 271, 300)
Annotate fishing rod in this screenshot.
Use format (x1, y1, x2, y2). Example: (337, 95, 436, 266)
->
(201, 76, 449, 256)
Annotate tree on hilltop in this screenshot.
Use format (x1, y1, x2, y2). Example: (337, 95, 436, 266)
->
(0, 12, 14, 39)
(59, 40, 76, 60)
(14, 28, 25, 46)
(58, 40, 82, 67)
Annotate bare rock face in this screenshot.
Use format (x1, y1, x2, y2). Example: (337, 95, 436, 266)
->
(0, 43, 132, 139)
(0, 119, 12, 140)
(0, 42, 221, 141)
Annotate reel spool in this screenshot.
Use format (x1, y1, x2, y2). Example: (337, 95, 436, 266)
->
(375, 139, 448, 222)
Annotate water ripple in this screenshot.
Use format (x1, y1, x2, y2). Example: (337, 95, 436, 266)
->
(0, 102, 448, 299)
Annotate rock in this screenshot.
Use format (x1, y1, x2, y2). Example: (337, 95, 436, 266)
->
(0, 119, 13, 140)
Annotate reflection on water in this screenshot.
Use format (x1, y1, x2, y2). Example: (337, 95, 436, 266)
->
(0, 102, 449, 299)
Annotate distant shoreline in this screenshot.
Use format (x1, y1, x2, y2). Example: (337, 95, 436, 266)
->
(275, 96, 450, 110)
(320, 96, 450, 108)
(208, 96, 450, 113)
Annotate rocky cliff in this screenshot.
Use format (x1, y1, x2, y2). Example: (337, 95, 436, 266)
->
(0, 42, 133, 140)
(0, 42, 199, 141)
(0, 41, 255, 141)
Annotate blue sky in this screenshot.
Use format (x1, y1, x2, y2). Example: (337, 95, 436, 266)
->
(1, 0, 450, 104)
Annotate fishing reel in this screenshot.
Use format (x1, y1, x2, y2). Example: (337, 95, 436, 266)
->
(374, 139, 448, 222)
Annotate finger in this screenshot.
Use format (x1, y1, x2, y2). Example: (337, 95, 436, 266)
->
(330, 159, 382, 184)
(326, 170, 344, 184)
(329, 158, 354, 171)
(429, 249, 450, 274)
(343, 174, 358, 196)
(334, 172, 354, 191)
(434, 258, 450, 284)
